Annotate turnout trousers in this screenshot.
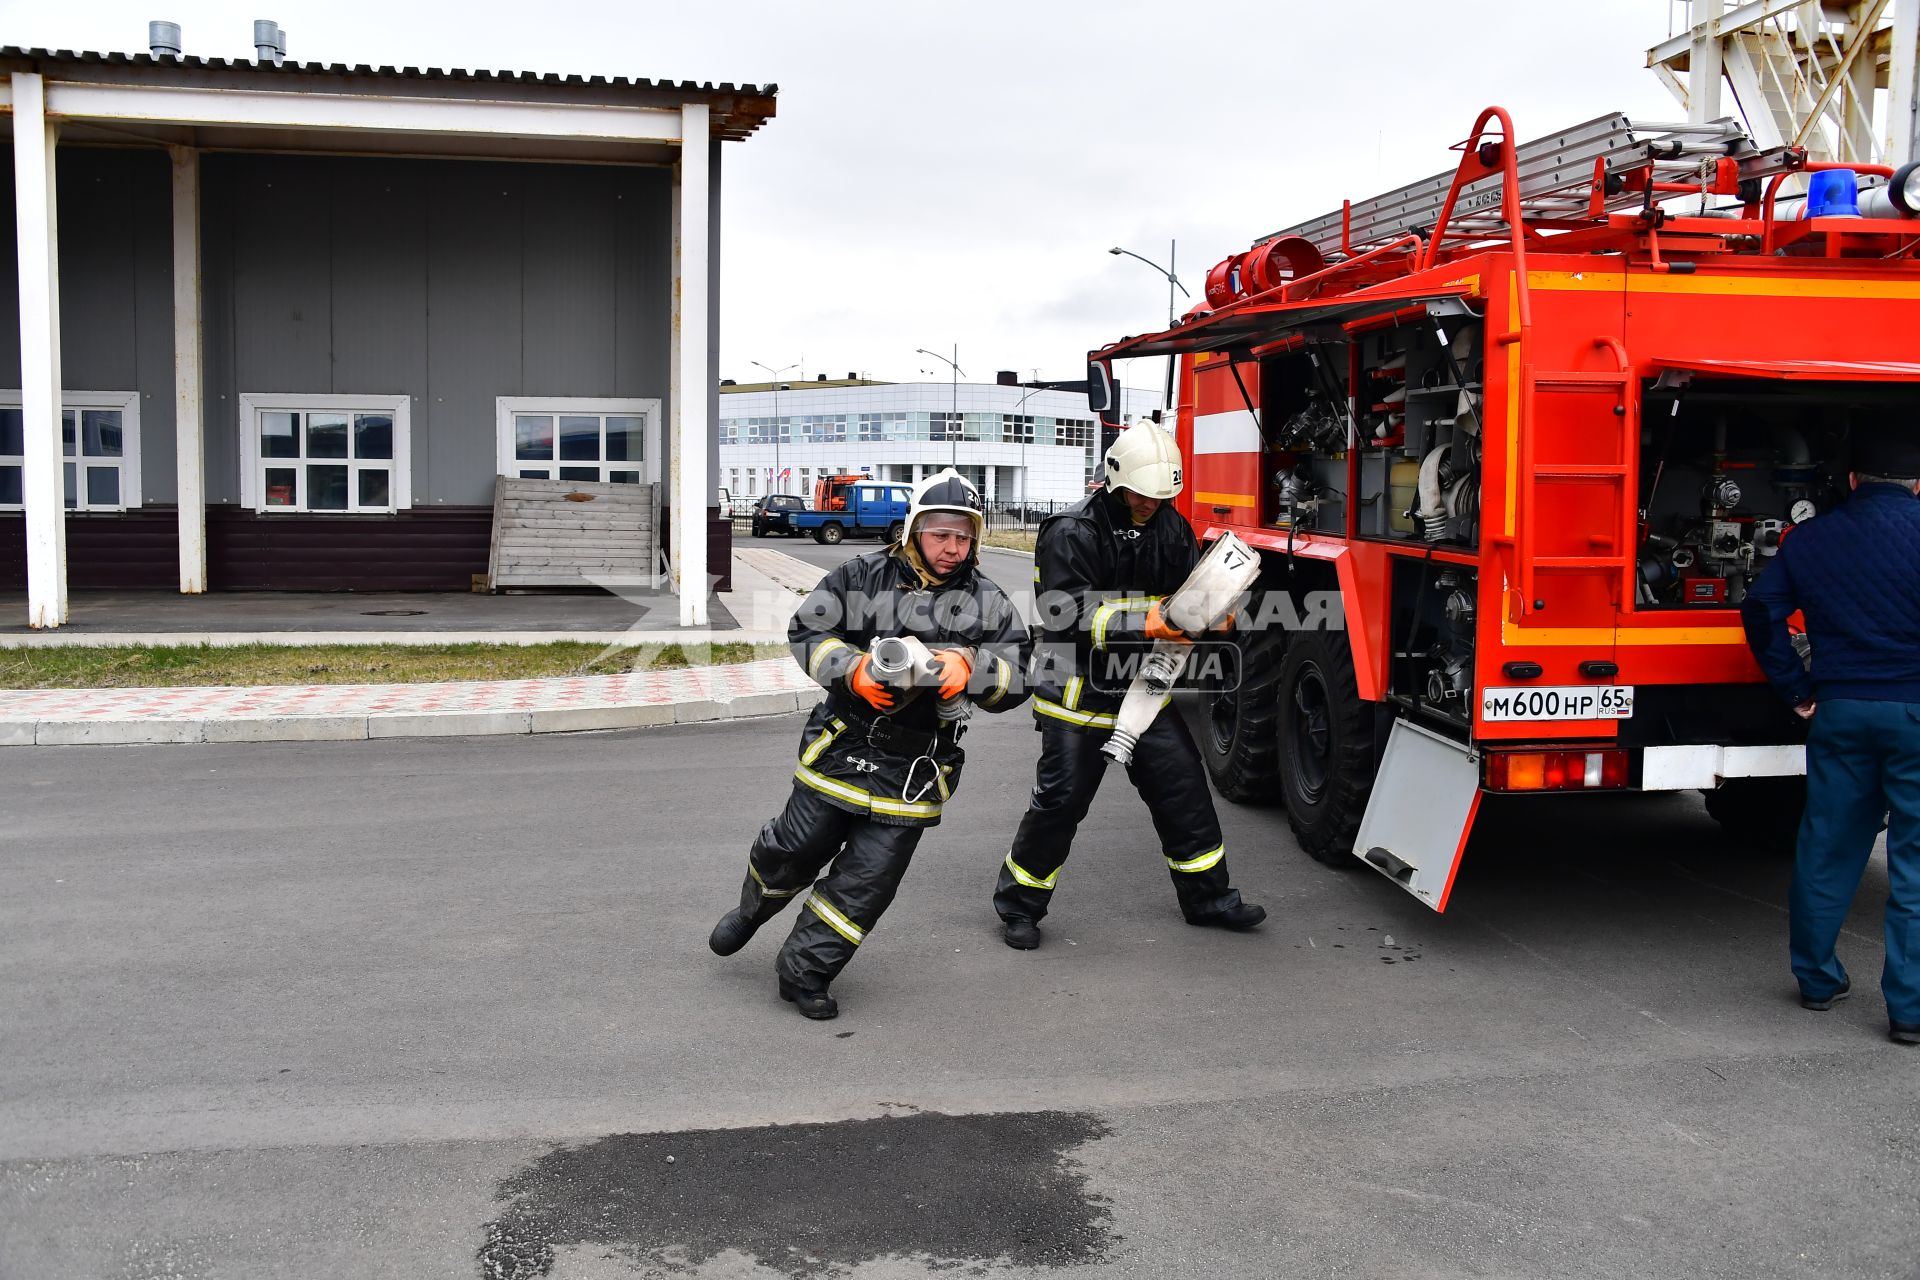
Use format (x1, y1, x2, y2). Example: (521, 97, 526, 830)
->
(726, 783, 926, 991)
(1789, 698, 1920, 1024)
(995, 708, 1244, 924)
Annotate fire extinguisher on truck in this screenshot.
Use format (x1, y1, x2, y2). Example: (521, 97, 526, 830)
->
(1087, 106, 1920, 912)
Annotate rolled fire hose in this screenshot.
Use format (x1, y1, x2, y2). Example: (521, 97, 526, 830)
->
(868, 634, 972, 724)
(1101, 533, 1263, 766)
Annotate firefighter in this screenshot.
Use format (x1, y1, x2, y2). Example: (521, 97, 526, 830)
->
(995, 423, 1265, 949)
(1741, 430, 1920, 1047)
(708, 469, 1029, 1019)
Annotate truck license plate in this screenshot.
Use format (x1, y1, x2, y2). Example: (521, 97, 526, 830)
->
(1481, 685, 1634, 722)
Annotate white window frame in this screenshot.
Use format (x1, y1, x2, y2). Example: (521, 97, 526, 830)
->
(0, 388, 142, 512)
(238, 392, 412, 514)
(496, 396, 662, 486)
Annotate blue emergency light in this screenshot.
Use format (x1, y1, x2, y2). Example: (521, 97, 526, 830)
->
(1805, 169, 1862, 218)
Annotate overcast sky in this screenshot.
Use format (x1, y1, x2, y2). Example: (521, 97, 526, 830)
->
(2, 0, 1689, 390)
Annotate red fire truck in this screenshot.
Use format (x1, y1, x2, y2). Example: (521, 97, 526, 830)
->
(1087, 107, 1920, 912)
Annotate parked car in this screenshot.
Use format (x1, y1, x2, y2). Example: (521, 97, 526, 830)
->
(750, 493, 806, 538)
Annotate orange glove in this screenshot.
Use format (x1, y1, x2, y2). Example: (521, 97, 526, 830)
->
(932, 649, 973, 700)
(848, 653, 895, 711)
(1144, 602, 1192, 645)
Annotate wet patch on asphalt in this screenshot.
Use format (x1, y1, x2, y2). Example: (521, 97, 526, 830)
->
(476, 1109, 1113, 1278)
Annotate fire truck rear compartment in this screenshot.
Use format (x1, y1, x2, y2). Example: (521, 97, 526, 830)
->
(1635, 377, 1920, 609)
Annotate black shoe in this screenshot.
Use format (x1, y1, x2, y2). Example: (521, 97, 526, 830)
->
(708, 908, 760, 957)
(778, 979, 838, 1020)
(1188, 903, 1267, 931)
(1003, 918, 1041, 951)
(1891, 1020, 1920, 1046)
(1801, 978, 1852, 1011)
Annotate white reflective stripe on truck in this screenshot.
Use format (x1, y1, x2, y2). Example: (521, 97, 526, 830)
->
(1641, 744, 1806, 791)
(1192, 410, 1261, 456)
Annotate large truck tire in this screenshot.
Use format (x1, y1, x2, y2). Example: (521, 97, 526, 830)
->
(1276, 630, 1375, 867)
(1703, 776, 1808, 854)
(1202, 623, 1286, 805)
(886, 521, 905, 545)
(817, 522, 845, 545)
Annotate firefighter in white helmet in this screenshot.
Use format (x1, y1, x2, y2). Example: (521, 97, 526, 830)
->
(995, 422, 1265, 949)
(708, 469, 1030, 1019)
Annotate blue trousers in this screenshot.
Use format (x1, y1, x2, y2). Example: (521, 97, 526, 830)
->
(1789, 698, 1920, 1024)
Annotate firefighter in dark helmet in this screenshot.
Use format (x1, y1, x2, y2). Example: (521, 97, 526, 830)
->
(995, 423, 1265, 949)
(708, 469, 1029, 1019)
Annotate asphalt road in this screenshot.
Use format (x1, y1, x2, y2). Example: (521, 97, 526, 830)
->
(2, 706, 1915, 1279)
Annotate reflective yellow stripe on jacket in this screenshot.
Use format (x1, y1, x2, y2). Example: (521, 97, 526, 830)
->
(1033, 698, 1116, 730)
(1091, 596, 1162, 650)
(979, 654, 1014, 708)
(808, 636, 850, 680)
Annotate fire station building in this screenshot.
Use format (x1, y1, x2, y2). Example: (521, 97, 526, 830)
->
(0, 42, 775, 627)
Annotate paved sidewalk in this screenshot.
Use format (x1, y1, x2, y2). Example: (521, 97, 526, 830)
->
(0, 657, 822, 747)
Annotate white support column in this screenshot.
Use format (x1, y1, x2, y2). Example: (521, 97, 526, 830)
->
(670, 103, 711, 627)
(170, 146, 206, 593)
(1889, 0, 1920, 167)
(12, 73, 66, 629)
(1690, 0, 1726, 124)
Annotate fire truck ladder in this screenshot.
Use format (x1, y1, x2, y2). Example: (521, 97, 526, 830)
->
(1511, 340, 1641, 617)
(1257, 113, 1766, 258)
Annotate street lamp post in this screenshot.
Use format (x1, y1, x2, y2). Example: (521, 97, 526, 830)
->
(914, 345, 965, 471)
(1108, 242, 1191, 413)
(749, 360, 796, 498)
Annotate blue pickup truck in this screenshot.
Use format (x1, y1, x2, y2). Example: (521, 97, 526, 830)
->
(787, 482, 912, 545)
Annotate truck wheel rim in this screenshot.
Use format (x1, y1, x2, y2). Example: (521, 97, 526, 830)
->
(1288, 665, 1332, 802)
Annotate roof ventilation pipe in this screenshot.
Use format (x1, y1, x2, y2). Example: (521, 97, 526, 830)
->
(148, 20, 182, 57)
(253, 19, 286, 66)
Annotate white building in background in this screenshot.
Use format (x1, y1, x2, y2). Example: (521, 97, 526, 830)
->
(717, 377, 1157, 508)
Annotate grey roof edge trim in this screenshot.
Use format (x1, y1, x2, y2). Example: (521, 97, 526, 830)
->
(0, 46, 778, 97)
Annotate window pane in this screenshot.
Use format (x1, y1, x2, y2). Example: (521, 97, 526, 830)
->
(62, 411, 75, 457)
(307, 414, 349, 459)
(307, 464, 348, 510)
(85, 466, 119, 506)
(558, 466, 599, 482)
(354, 414, 393, 460)
(63, 462, 76, 508)
(517, 469, 550, 479)
(515, 415, 553, 461)
(81, 410, 123, 457)
(264, 468, 297, 507)
(606, 415, 644, 462)
(558, 416, 600, 461)
(608, 470, 640, 484)
(0, 465, 20, 504)
(0, 409, 23, 456)
(358, 468, 390, 508)
(261, 411, 300, 459)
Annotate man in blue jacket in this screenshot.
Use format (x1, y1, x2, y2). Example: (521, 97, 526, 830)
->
(1741, 431, 1920, 1046)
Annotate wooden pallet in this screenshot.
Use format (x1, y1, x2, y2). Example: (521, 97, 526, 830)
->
(485, 477, 660, 590)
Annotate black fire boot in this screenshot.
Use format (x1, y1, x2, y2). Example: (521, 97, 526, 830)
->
(1188, 902, 1267, 931)
(708, 908, 762, 957)
(778, 978, 839, 1020)
(1003, 918, 1042, 950)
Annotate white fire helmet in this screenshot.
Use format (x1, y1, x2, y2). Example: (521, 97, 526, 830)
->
(1104, 423, 1184, 499)
(904, 468, 984, 545)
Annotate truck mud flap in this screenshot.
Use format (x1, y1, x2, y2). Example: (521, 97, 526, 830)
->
(1351, 719, 1481, 913)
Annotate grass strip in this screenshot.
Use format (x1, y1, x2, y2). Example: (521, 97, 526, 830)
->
(0, 641, 788, 690)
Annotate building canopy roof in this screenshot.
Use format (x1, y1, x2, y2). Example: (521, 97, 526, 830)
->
(0, 45, 777, 140)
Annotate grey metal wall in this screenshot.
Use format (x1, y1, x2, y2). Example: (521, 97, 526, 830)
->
(0, 146, 178, 500)
(201, 152, 675, 506)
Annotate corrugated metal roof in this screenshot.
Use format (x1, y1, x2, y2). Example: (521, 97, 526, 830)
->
(0, 46, 778, 138)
